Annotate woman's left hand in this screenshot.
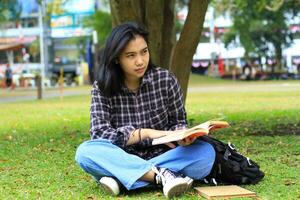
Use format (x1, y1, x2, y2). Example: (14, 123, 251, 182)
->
(177, 136, 197, 146)
(164, 142, 176, 148)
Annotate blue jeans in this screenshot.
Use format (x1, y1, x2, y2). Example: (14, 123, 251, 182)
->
(75, 139, 215, 190)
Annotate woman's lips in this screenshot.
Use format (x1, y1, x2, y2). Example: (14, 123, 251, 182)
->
(135, 67, 145, 74)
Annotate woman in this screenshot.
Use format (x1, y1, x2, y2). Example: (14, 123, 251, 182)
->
(75, 22, 215, 199)
(5, 63, 13, 88)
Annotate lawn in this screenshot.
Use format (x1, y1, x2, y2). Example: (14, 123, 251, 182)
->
(1, 75, 300, 200)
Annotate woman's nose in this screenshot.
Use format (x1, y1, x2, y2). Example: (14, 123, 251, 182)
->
(136, 56, 143, 65)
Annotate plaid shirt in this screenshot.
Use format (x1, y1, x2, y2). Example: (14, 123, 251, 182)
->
(90, 67, 187, 160)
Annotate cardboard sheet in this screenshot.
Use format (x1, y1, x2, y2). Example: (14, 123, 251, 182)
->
(195, 185, 256, 199)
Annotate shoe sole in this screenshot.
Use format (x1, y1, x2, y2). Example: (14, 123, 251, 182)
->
(163, 178, 188, 199)
(185, 177, 194, 190)
(101, 183, 117, 195)
(99, 177, 120, 196)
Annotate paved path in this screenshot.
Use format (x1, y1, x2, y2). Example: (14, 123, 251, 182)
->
(0, 86, 90, 103)
(188, 82, 300, 93)
(1, 81, 300, 103)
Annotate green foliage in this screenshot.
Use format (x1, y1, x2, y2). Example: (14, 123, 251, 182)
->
(46, 0, 69, 16)
(28, 39, 40, 60)
(175, 18, 184, 34)
(83, 10, 112, 45)
(175, 0, 187, 34)
(0, 0, 21, 24)
(215, 0, 299, 60)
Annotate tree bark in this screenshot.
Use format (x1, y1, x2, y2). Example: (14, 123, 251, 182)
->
(275, 44, 283, 70)
(161, 0, 176, 69)
(130, 0, 146, 24)
(145, 0, 164, 67)
(169, 0, 209, 101)
(109, 0, 140, 26)
(109, 1, 119, 27)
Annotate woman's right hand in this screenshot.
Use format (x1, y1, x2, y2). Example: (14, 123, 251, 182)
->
(142, 129, 177, 148)
(127, 128, 173, 146)
(142, 129, 172, 139)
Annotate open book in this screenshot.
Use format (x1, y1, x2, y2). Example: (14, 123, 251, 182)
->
(152, 120, 230, 145)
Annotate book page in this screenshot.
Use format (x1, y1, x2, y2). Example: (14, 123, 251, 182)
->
(188, 121, 210, 131)
(152, 128, 208, 145)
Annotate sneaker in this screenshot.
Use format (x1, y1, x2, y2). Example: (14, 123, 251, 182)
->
(152, 166, 191, 198)
(184, 176, 194, 190)
(99, 177, 120, 196)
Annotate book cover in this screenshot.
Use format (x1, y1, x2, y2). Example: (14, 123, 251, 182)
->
(195, 185, 256, 199)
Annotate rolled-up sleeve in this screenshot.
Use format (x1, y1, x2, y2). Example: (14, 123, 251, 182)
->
(167, 73, 187, 131)
(90, 82, 135, 148)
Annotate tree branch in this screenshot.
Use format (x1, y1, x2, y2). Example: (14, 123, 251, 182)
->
(169, 0, 209, 101)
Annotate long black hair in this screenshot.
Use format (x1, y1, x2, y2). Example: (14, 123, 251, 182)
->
(97, 22, 154, 97)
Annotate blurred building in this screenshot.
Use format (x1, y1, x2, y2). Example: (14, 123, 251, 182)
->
(0, 0, 102, 87)
(0, 0, 42, 86)
(50, 0, 97, 85)
(178, 7, 300, 78)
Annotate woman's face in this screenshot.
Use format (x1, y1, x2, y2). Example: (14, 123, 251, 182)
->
(118, 35, 150, 81)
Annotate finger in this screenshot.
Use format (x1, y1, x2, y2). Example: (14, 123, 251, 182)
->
(177, 140, 186, 146)
(178, 140, 189, 146)
(182, 137, 194, 146)
(165, 142, 176, 148)
(184, 138, 192, 144)
(186, 136, 197, 144)
(190, 136, 197, 143)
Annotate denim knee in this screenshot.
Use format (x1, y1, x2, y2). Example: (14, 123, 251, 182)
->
(193, 140, 216, 165)
(75, 141, 90, 168)
(181, 141, 216, 180)
(202, 142, 216, 173)
(74, 141, 107, 181)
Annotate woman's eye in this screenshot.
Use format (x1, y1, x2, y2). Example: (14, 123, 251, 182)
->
(143, 49, 148, 54)
(127, 54, 134, 58)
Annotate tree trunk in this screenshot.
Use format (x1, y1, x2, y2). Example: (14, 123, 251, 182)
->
(109, 0, 140, 25)
(161, 0, 176, 69)
(145, 0, 164, 67)
(275, 42, 282, 71)
(130, 0, 146, 24)
(169, 0, 209, 101)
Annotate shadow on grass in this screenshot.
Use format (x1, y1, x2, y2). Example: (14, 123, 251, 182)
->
(237, 121, 300, 136)
(188, 118, 300, 136)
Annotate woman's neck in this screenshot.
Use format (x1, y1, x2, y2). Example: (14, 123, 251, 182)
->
(125, 77, 140, 92)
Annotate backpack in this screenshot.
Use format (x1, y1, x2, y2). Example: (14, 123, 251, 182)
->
(201, 136, 265, 185)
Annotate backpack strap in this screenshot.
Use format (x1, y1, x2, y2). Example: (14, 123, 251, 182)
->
(223, 148, 231, 160)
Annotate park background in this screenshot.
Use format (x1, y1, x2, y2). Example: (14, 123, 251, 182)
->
(1, 0, 300, 199)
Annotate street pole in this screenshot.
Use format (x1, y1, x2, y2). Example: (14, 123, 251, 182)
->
(38, 0, 46, 99)
(209, 7, 216, 77)
(92, 30, 99, 84)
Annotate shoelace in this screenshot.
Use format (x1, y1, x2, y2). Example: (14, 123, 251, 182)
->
(152, 166, 162, 185)
(155, 174, 162, 185)
(152, 167, 178, 186)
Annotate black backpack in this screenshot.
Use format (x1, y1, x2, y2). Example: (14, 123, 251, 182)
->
(201, 136, 265, 185)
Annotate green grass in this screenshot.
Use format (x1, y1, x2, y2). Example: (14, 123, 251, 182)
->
(1, 75, 300, 199)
